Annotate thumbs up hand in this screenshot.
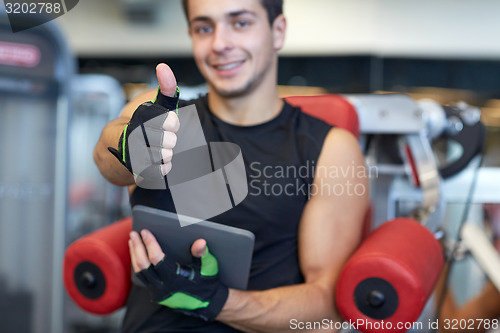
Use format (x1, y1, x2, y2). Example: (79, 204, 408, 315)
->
(108, 63, 181, 189)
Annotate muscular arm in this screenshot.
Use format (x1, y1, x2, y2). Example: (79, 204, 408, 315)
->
(94, 63, 178, 187)
(217, 128, 369, 333)
(93, 89, 157, 186)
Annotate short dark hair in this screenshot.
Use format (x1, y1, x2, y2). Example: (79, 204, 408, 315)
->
(181, 0, 283, 26)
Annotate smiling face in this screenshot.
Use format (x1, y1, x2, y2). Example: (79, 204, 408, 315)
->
(186, 0, 285, 98)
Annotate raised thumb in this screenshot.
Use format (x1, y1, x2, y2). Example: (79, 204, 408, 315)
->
(156, 63, 178, 97)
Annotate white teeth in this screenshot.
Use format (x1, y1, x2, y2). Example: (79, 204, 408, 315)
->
(215, 61, 242, 70)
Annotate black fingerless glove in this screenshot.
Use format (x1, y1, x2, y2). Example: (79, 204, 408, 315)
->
(135, 246, 229, 322)
(108, 87, 179, 187)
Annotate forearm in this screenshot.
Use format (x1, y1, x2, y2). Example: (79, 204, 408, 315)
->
(218, 281, 341, 333)
(93, 117, 135, 186)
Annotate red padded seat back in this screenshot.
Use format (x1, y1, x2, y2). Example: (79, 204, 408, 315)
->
(285, 94, 360, 138)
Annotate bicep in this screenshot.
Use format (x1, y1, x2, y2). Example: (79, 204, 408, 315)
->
(298, 128, 369, 286)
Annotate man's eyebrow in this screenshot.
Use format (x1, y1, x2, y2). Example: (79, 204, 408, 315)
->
(190, 15, 211, 25)
(190, 10, 256, 24)
(227, 10, 257, 18)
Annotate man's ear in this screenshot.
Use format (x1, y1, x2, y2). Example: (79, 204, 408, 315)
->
(272, 14, 286, 51)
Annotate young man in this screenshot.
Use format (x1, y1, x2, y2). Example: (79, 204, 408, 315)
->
(94, 0, 368, 331)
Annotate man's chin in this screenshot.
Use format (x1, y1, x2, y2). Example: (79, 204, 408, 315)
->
(211, 82, 255, 98)
(216, 89, 248, 98)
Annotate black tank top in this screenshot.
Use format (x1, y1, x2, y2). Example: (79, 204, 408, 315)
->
(123, 95, 332, 332)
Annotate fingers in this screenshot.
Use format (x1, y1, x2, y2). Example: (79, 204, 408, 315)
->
(144, 131, 175, 177)
(162, 112, 179, 150)
(135, 149, 171, 180)
(128, 239, 139, 273)
(161, 148, 173, 163)
(160, 162, 172, 176)
(143, 147, 171, 164)
(162, 131, 177, 149)
(142, 128, 177, 150)
(129, 231, 150, 272)
(128, 230, 166, 273)
(143, 111, 178, 156)
(163, 111, 180, 132)
(156, 63, 178, 97)
(140, 229, 165, 265)
(191, 238, 207, 258)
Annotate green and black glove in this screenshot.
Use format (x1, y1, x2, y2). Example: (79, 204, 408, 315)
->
(108, 87, 180, 187)
(135, 246, 229, 321)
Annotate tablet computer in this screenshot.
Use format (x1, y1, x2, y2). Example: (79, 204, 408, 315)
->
(132, 205, 255, 290)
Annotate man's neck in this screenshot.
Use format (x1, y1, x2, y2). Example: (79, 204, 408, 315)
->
(207, 80, 283, 127)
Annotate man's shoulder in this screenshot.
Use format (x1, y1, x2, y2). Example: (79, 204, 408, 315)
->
(284, 100, 333, 129)
(284, 100, 333, 140)
(321, 127, 360, 160)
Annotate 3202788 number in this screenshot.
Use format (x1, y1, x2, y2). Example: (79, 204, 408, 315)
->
(443, 318, 499, 330)
(5, 2, 62, 14)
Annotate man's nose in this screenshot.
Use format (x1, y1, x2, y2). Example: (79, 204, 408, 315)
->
(211, 25, 233, 53)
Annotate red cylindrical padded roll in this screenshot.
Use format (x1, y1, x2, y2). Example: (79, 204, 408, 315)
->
(335, 218, 444, 333)
(63, 217, 132, 315)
